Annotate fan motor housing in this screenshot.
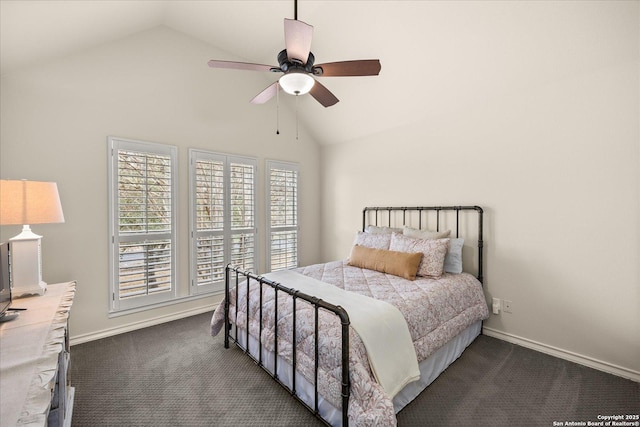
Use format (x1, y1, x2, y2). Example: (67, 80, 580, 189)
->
(277, 49, 316, 74)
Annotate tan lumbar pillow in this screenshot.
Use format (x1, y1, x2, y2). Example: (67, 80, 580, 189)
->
(348, 245, 423, 280)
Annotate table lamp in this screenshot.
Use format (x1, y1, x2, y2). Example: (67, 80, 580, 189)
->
(0, 180, 65, 297)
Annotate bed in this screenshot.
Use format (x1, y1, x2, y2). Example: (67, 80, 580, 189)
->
(211, 206, 489, 426)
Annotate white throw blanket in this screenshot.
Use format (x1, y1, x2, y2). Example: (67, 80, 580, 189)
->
(265, 270, 420, 398)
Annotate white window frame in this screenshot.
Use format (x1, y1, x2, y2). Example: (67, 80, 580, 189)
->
(108, 136, 178, 313)
(266, 160, 299, 271)
(189, 149, 257, 294)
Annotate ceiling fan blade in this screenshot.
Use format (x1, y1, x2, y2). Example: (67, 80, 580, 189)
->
(309, 80, 339, 107)
(284, 18, 313, 64)
(250, 82, 279, 104)
(208, 60, 277, 73)
(314, 60, 381, 77)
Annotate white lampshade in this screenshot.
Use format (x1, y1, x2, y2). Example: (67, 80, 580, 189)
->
(0, 180, 65, 225)
(279, 71, 315, 95)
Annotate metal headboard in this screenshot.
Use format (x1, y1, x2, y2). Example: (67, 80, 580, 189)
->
(362, 206, 484, 283)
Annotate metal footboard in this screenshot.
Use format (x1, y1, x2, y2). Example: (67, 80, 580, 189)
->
(224, 265, 351, 426)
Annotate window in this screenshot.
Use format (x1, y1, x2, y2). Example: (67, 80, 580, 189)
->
(189, 150, 257, 294)
(108, 137, 178, 312)
(266, 160, 299, 271)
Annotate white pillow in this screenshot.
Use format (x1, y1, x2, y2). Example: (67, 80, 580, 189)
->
(351, 231, 391, 252)
(403, 226, 451, 240)
(389, 233, 449, 278)
(444, 238, 464, 274)
(365, 225, 403, 234)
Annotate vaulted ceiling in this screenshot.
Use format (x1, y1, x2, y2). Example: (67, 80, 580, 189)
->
(0, 1, 607, 145)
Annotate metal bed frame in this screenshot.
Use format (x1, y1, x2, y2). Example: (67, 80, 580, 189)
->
(224, 206, 484, 426)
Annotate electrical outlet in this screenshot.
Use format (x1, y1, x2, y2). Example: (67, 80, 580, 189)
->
(503, 300, 512, 313)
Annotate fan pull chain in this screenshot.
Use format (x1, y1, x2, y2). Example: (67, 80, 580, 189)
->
(295, 94, 299, 140)
(276, 82, 280, 135)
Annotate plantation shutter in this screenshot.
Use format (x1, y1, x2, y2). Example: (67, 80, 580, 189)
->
(108, 137, 178, 312)
(267, 161, 298, 271)
(194, 156, 226, 290)
(229, 162, 256, 271)
(189, 150, 257, 294)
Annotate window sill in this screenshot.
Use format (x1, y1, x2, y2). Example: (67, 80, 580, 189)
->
(108, 290, 223, 318)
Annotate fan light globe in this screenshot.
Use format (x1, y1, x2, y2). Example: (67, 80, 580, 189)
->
(279, 71, 315, 95)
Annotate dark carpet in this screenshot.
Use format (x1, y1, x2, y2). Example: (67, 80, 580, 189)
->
(70, 312, 639, 426)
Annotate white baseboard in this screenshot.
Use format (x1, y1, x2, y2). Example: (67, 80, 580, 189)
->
(69, 305, 214, 346)
(482, 327, 640, 383)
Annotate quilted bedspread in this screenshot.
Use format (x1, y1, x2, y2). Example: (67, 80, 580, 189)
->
(211, 260, 489, 426)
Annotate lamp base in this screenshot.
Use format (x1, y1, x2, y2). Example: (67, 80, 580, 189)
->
(9, 226, 47, 298)
(12, 281, 47, 298)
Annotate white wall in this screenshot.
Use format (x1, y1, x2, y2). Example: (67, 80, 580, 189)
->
(1, 1, 637, 381)
(0, 27, 321, 341)
(320, 2, 640, 379)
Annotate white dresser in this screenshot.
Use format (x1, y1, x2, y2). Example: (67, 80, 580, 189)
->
(0, 281, 76, 426)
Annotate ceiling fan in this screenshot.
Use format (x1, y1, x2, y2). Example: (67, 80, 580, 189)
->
(207, 1, 381, 108)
